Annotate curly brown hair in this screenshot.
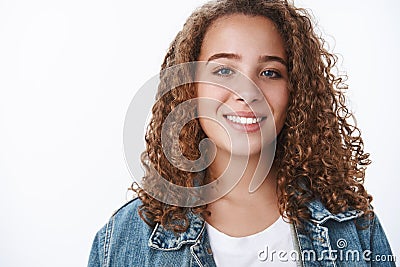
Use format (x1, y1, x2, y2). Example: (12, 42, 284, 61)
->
(133, 0, 372, 232)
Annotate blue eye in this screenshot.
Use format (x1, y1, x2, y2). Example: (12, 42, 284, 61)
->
(261, 70, 281, 78)
(214, 67, 234, 76)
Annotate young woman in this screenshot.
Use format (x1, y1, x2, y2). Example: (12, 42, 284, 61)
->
(88, 0, 394, 266)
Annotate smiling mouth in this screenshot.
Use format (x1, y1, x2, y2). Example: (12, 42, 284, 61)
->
(224, 115, 266, 125)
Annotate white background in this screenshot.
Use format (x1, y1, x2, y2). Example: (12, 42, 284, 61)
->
(0, 0, 398, 266)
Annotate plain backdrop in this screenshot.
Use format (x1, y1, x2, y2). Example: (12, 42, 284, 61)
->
(0, 0, 398, 266)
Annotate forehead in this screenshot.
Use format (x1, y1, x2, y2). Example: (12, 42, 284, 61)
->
(200, 14, 286, 60)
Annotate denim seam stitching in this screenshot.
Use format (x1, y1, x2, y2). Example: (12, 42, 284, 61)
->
(148, 222, 203, 251)
(311, 211, 363, 225)
(190, 223, 206, 267)
(102, 216, 114, 267)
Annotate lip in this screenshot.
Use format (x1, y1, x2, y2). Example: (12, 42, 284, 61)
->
(222, 111, 267, 133)
(223, 111, 265, 118)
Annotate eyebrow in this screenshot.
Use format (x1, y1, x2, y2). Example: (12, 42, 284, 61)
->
(206, 53, 287, 67)
(258, 55, 287, 67)
(206, 53, 241, 63)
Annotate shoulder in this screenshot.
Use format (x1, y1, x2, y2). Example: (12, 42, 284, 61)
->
(304, 199, 377, 233)
(88, 198, 210, 266)
(303, 199, 372, 245)
(88, 198, 155, 266)
(305, 200, 393, 256)
(305, 199, 387, 231)
(110, 197, 143, 223)
(103, 197, 153, 242)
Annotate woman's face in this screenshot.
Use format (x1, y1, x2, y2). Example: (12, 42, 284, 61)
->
(196, 14, 289, 156)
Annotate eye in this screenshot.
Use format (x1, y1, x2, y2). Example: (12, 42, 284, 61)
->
(261, 69, 281, 78)
(213, 66, 235, 77)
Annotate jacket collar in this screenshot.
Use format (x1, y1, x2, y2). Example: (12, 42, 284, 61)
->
(306, 199, 364, 224)
(148, 210, 205, 250)
(148, 199, 364, 250)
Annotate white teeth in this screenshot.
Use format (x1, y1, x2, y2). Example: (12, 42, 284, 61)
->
(226, 115, 262, 124)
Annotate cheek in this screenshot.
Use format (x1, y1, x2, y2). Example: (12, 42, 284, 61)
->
(198, 117, 230, 151)
(196, 85, 231, 144)
(197, 84, 229, 101)
(199, 117, 221, 134)
(197, 84, 231, 120)
(263, 86, 289, 130)
(278, 90, 290, 114)
(197, 85, 224, 133)
(264, 87, 289, 114)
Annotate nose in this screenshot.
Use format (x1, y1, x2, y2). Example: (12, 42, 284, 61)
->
(232, 78, 263, 104)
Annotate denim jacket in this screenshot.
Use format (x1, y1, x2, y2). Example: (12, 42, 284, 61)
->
(88, 198, 395, 267)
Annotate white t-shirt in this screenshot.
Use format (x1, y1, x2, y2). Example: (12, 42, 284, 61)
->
(206, 217, 297, 267)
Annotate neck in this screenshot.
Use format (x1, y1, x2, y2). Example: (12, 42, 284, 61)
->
(204, 148, 280, 237)
(206, 147, 278, 202)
